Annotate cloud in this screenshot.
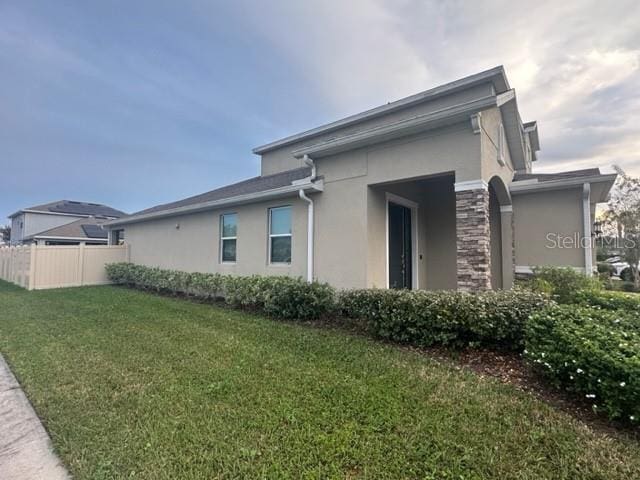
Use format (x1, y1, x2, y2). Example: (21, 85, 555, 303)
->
(1, 0, 640, 218)
(229, 0, 640, 175)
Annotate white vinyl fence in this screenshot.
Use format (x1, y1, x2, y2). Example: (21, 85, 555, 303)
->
(0, 244, 129, 290)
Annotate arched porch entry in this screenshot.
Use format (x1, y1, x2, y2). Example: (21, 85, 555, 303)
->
(488, 176, 513, 289)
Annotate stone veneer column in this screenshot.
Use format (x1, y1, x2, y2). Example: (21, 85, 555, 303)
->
(455, 181, 491, 291)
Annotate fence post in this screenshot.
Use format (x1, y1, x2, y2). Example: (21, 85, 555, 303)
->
(28, 245, 37, 290)
(77, 243, 86, 286)
(125, 243, 131, 263)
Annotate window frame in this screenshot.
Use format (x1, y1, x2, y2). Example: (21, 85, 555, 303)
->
(219, 212, 238, 264)
(268, 205, 292, 265)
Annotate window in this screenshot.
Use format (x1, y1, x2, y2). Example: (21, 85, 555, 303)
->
(112, 229, 124, 245)
(220, 213, 237, 263)
(497, 123, 506, 166)
(268, 206, 292, 264)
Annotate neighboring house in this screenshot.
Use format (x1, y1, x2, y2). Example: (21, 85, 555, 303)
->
(9, 200, 126, 246)
(105, 66, 616, 291)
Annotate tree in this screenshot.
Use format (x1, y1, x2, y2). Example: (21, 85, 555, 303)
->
(0, 224, 10, 243)
(605, 166, 640, 288)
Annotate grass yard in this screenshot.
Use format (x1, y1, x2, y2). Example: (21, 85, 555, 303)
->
(0, 281, 639, 479)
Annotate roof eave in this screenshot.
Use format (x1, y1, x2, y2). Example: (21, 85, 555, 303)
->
(510, 173, 617, 201)
(291, 95, 498, 159)
(105, 180, 324, 228)
(252, 66, 509, 155)
(30, 235, 107, 242)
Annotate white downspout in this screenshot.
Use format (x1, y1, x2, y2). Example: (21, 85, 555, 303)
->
(583, 183, 593, 276)
(299, 154, 316, 283)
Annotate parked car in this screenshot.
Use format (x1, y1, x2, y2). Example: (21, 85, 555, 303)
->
(603, 256, 638, 279)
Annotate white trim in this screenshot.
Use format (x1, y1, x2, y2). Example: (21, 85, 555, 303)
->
(252, 66, 509, 154)
(496, 89, 516, 106)
(106, 180, 324, 227)
(29, 235, 108, 242)
(268, 205, 292, 266)
(385, 193, 419, 290)
(10, 209, 120, 219)
(292, 95, 499, 159)
(499, 205, 513, 213)
(510, 174, 617, 195)
(583, 183, 593, 276)
(219, 213, 238, 264)
(454, 179, 488, 192)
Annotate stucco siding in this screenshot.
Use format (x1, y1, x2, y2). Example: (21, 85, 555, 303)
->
(10, 214, 25, 244)
(479, 106, 515, 188)
(313, 176, 368, 289)
(513, 188, 585, 269)
(124, 197, 309, 278)
(260, 83, 494, 176)
(12, 212, 86, 244)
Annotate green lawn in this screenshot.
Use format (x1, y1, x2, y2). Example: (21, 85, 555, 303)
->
(0, 281, 638, 479)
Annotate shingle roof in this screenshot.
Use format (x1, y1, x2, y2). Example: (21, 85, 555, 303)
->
(14, 200, 126, 218)
(132, 167, 312, 216)
(513, 168, 601, 183)
(26, 217, 109, 241)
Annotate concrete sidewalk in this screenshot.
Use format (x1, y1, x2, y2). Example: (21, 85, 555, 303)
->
(0, 354, 69, 480)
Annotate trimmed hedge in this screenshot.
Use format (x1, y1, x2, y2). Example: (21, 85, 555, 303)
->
(531, 266, 602, 303)
(105, 263, 334, 320)
(525, 305, 639, 424)
(571, 290, 640, 313)
(339, 288, 550, 349)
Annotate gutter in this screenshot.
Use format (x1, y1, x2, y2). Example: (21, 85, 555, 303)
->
(105, 179, 324, 228)
(252, 65, 509, 154)
(291, 95, 498, 159)
(8, 210, 102, 219)
(583, 183, 593, 276)
(28, 236, 107, 242)
(298, 155, 316, 282)
(510, 173, 617, 196)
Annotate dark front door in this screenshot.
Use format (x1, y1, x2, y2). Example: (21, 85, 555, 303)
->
(388, 202, 412, 289)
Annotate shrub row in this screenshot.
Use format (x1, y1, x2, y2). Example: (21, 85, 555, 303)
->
(339, 288, 550, 349)
(105, 263, 334, 320)
(530, 266, 603, 303)
(570, 289, 640, 313)
(525, 305, 639, 424)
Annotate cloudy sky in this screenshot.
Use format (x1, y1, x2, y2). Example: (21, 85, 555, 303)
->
(1, 0, 639, 217)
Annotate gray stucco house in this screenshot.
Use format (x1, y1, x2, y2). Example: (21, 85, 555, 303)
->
(9, 200, 126, 246)
(106, 66, 616, 291)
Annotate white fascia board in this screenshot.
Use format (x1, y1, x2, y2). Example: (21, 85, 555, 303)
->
(105, 180, 324, 228)
(291, 96, 498, 159)
(252, 66, 508, 154)
(510, 174, 617, 196)
(10, 209, 92, 219)
(496, 89, 516, 106)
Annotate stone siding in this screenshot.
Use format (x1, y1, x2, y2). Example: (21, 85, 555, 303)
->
(456, 188, 491, 290)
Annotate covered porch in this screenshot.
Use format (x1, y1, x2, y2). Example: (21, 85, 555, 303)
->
(367, 173, 513, 291)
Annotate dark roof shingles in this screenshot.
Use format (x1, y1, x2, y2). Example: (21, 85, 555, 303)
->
(513, 168, 601, 183)
(26, 217, 108, 240)
(133, 167, 312, 217)
(26, 200, 126, 218)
